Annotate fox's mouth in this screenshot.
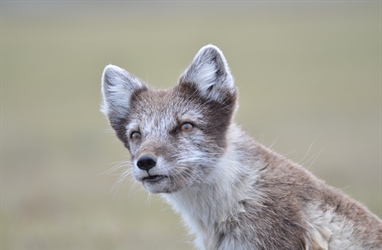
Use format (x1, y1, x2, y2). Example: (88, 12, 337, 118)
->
(142, 175, 168, 183)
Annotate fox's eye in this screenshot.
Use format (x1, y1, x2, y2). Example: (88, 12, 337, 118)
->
(130, 131, 141, 140)
(180, 123, 193, 132)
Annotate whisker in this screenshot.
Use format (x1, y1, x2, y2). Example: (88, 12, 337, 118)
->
(99, 160, 130, 176)
(111, 169, 132, 197)
(104, 160, 134, 198)
(298, 141, 316, 165)
(305, 147, 324, 170)
(268, 137, 279, 149)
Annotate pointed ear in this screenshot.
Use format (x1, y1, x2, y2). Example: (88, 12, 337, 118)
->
(179, 44, 235, 103)
(101, 64, 147, 119)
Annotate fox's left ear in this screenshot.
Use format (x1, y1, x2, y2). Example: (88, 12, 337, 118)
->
(179, 44, 235, 103)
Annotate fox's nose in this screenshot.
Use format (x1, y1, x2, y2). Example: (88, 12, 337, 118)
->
(137, 154, 157, 171)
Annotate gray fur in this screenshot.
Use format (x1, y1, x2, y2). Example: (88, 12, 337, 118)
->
(101, 44, 382, 250)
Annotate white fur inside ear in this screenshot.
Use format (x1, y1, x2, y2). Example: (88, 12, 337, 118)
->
(180, 44, 234, 102)
(101, 64, 145, 118)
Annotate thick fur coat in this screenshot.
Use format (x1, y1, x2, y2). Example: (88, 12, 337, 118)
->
(101, 45, 382, 250)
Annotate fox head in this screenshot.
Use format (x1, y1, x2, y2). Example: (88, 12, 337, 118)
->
(101, 45, 237, 193)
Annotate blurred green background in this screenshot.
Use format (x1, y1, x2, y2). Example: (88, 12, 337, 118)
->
(2, 1, 381, 250)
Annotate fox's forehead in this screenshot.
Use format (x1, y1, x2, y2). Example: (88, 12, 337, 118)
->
(132, 88, 204, 117)
(127, 87, 205, 135)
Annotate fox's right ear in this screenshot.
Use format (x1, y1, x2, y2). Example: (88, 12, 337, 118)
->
(101, 64, 147, 119)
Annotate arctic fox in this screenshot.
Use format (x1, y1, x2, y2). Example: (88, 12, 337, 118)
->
(101, 44, 382, 249)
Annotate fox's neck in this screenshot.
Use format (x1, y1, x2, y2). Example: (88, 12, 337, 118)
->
(162, 124, 264, 247)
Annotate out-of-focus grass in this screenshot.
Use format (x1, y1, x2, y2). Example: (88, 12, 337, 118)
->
(2, 2, 381, 250)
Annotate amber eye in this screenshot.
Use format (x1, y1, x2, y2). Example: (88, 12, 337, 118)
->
(130, 131, 141, 140)
(180, 123, 193, 132)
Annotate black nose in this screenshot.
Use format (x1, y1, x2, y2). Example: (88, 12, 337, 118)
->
(137, 154, 157, 171)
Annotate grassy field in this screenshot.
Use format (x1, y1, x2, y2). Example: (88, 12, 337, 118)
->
(2, 2, 381, 250)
